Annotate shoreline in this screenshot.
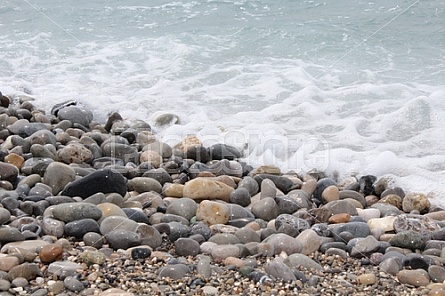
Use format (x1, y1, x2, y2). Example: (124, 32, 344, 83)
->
(0, 94, 444, 295)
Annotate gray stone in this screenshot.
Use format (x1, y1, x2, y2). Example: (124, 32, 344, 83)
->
(64, 219, 100, 239)
(331, 222, 370, 242)
(100, 216, 138, 235)
(208, 233, 240, 245)
(393, 214, 441, 233)
(0, 209, 11, 225)
(211, 244, 240, 260)
(275, 214, 310, 235)
(264, 233, 302, 255)
(57, 106, 91, 127)
(166, 198, 197, 221)
(43, 162, 76, 195)
(51, 203, 102, 223)
(229, 188, 251, 207)
(350, 235, 381, 258)
(235, 228, 261, 244)
(226, 204, 255, 220)
(389, 230, 428, 250)
(265, 260, 296, 282)
(136, 224, 162, 249)
(8, 263, 42, 281)
(83, 232, 103, 248)
(174, 238, 200, 257)
(105, 230, 141, 250)
(40, 217, 65, 238)
(251, 197, 279, 221)
(127, 177, 162, 193)
(428, 265, 445, 283)
(47, 261, 83, 277)
(64, 276, 84, 292)
(238, 176, 259, 196)
(323, 200, 358, 216)
(0, 227, 25, 244)
(284, 253, 323, 271)
(158, 264, 189, 280)
(380, 257, 402, 275)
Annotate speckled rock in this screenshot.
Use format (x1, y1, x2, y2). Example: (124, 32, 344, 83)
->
(402, 192, 430, 214)
(393, 214, 441, 233)
(389, 230, 428, 250)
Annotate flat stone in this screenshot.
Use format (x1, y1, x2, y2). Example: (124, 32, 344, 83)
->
(0, 256, 19, 272)
(0, 227, 25, 244)
(429, 265, 445, 283)
(368, 216, 397, 232)
(322, 200, 358, 216)
(350, 235, 381, 258)
(211, 244, 240, 260)
(47, 261, 83, 277)
(331, 222, 371, 242)
(8, 263, 42, 281)
(394, 214, 441, 233)
(50, 203, 102, 223)
(158, 264, 189, 280)
(284, 253, 323, 271)
(0, 162, 18, 183)
(64, 276, 84, 292)
(322, 185, 339, 203)
(80, 250, 106, 266)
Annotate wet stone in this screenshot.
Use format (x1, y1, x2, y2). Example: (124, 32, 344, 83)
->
(131, 247, 151, 260)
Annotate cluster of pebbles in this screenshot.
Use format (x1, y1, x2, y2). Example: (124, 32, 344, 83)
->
(0, 92, 444, 295)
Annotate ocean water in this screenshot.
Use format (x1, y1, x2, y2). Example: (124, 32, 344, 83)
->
(1, 1, 445, 203)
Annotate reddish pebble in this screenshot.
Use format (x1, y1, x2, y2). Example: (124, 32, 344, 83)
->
(39, 243, 63, 263)
(328, 213, 351, 224)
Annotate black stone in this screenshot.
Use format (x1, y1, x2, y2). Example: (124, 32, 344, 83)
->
(122, 208, 150, 224)
(142, 168, 172, 185)
(131, 247, 151, 260)
(253, 174, 294, 193)
(61, 168, 127, 198)
(359, 175, 377, 196)
(208, 143, 243, 160)
(64, 219, 100, 239)
(50, 100, 77, 116)
(184, 145, 209, 163)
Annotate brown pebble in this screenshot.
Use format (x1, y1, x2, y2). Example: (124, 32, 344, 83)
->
(4, 153, 25, 169)
(322, 185, 340, 203)
(39, 243, 63, 264)
(328, 213, 350, 224)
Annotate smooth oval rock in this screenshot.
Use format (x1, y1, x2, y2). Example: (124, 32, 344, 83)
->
(183, 178, 234, 202)
(50, 203, 102, 223)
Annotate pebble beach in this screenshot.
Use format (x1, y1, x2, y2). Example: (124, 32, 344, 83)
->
(0, 92, 445, 296)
